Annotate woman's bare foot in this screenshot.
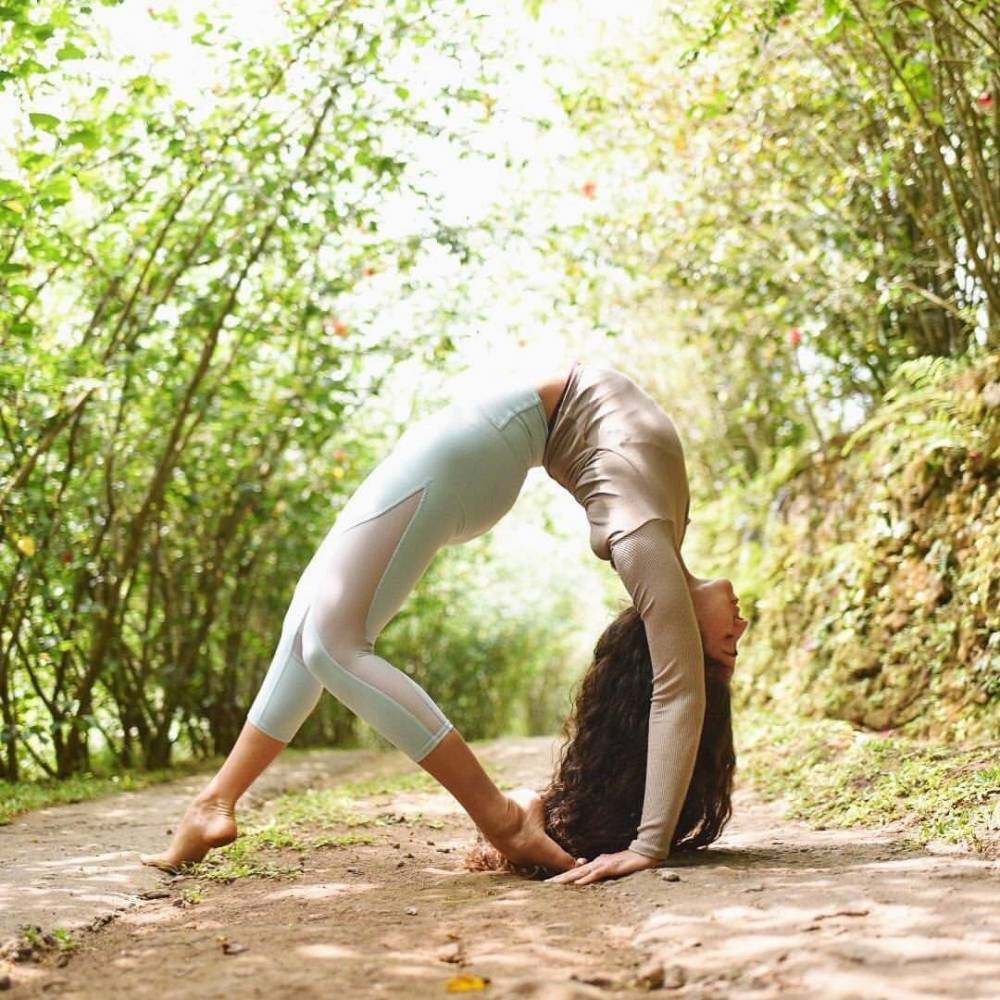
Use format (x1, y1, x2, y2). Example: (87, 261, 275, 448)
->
(140, 794, 238, 873)
(488, 787, 578, 873)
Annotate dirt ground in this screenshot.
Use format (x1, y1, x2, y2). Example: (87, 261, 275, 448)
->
(2, 735, 998, 999)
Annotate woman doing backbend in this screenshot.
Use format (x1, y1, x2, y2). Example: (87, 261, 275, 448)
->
(142, 360, 749, 885)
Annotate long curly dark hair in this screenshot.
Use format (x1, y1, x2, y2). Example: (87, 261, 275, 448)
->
(464, 605, 736, 875)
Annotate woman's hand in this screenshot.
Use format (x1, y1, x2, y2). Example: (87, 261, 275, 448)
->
(543, 849, 661, 885)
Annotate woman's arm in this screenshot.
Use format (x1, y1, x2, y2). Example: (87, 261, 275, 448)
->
(612, 517, 706, 859)
(545, 517, 705, 884)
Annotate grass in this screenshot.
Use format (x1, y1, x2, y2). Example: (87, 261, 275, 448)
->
(16, 925, 79, 954)
(184, 765, 459, 883)
(0, 756, 225, 825)
(180, 885, 207, 905)
(736, 708, 1000, 855)
(6, 743, 512, 889)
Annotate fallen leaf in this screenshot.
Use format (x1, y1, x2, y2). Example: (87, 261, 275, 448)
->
(137, 889, 171, 900)
(446, 973, 490, 992)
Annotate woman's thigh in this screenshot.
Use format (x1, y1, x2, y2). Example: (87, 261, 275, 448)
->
(306, 482, 452, 650)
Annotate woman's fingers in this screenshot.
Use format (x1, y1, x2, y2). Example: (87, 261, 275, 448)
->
(572, 865, 613, 886)
(544, 849, 655, 885)
(545, 857, 599, 883)
(544, 866, 587, 884)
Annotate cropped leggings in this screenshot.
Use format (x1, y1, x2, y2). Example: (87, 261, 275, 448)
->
(246, 381, 549, 761)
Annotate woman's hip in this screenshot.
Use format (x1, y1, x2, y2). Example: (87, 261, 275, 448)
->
(333, 386, 546, 542)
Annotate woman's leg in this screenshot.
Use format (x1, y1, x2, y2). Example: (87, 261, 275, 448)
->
(298, 485, 576, 871)
(141, 566, 326, 870)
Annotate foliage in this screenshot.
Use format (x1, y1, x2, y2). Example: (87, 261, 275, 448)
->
(0, 753, 220, 823)
(737, 708, 1000, 856)
(539, 0, 997, 748)
(0, 1, 124, 100)
(548, 0, 997, 489)
(0, 0, 509, 778)
(732, 352, 999, 740)
(3, 0, 997, 794)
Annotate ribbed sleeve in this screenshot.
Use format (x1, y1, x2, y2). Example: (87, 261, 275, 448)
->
(609, 518, 706, 860)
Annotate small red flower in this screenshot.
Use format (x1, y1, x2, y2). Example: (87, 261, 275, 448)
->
(333, 448, 347, 462)
(976, 92, 993, 109)
(328, 319, 349, 337)
(363, 265, 377, 277)
(581, 180, 597, 199)
(788, 327, 802, 347)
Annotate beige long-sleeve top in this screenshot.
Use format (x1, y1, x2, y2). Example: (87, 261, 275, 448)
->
(543, 362, 705, 860)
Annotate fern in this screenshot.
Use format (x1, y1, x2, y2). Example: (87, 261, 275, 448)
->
(842, 354, 990, 459)
(886, 356, 969, 397)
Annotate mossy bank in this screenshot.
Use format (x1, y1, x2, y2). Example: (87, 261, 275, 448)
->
(734, 353, 999, 742)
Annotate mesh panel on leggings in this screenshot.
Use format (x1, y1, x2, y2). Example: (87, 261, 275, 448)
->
(298, 488, 455, 758)
(608, 518, 706, 860)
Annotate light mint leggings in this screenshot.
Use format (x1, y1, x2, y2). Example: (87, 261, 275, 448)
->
(246, 381, 549, 761)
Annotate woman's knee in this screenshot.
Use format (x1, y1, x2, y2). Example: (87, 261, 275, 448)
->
(298, 604, 450, 761)
(300, 603, 364, 679)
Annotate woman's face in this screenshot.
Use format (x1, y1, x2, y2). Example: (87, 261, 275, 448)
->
(689, 576, 748, 677)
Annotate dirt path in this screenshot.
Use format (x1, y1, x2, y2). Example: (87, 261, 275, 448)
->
(0, 746, 393, 946)
(2, 736, 998, 999)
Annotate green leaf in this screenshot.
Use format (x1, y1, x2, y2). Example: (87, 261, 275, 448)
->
(29, 112, 61, 132)
(56, 42, 87, 61)
(16, 58, 47, 78)
(67, 128, 100, 149)
(39, 175, 72, 203)
(903, 57, 933, 104)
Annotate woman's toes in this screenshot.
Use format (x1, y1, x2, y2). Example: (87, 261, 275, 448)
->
(139, 853, 181, 874)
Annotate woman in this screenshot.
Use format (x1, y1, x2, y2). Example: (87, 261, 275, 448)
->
(464, 605, 736, 884)
(141, 360, 749, 884)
